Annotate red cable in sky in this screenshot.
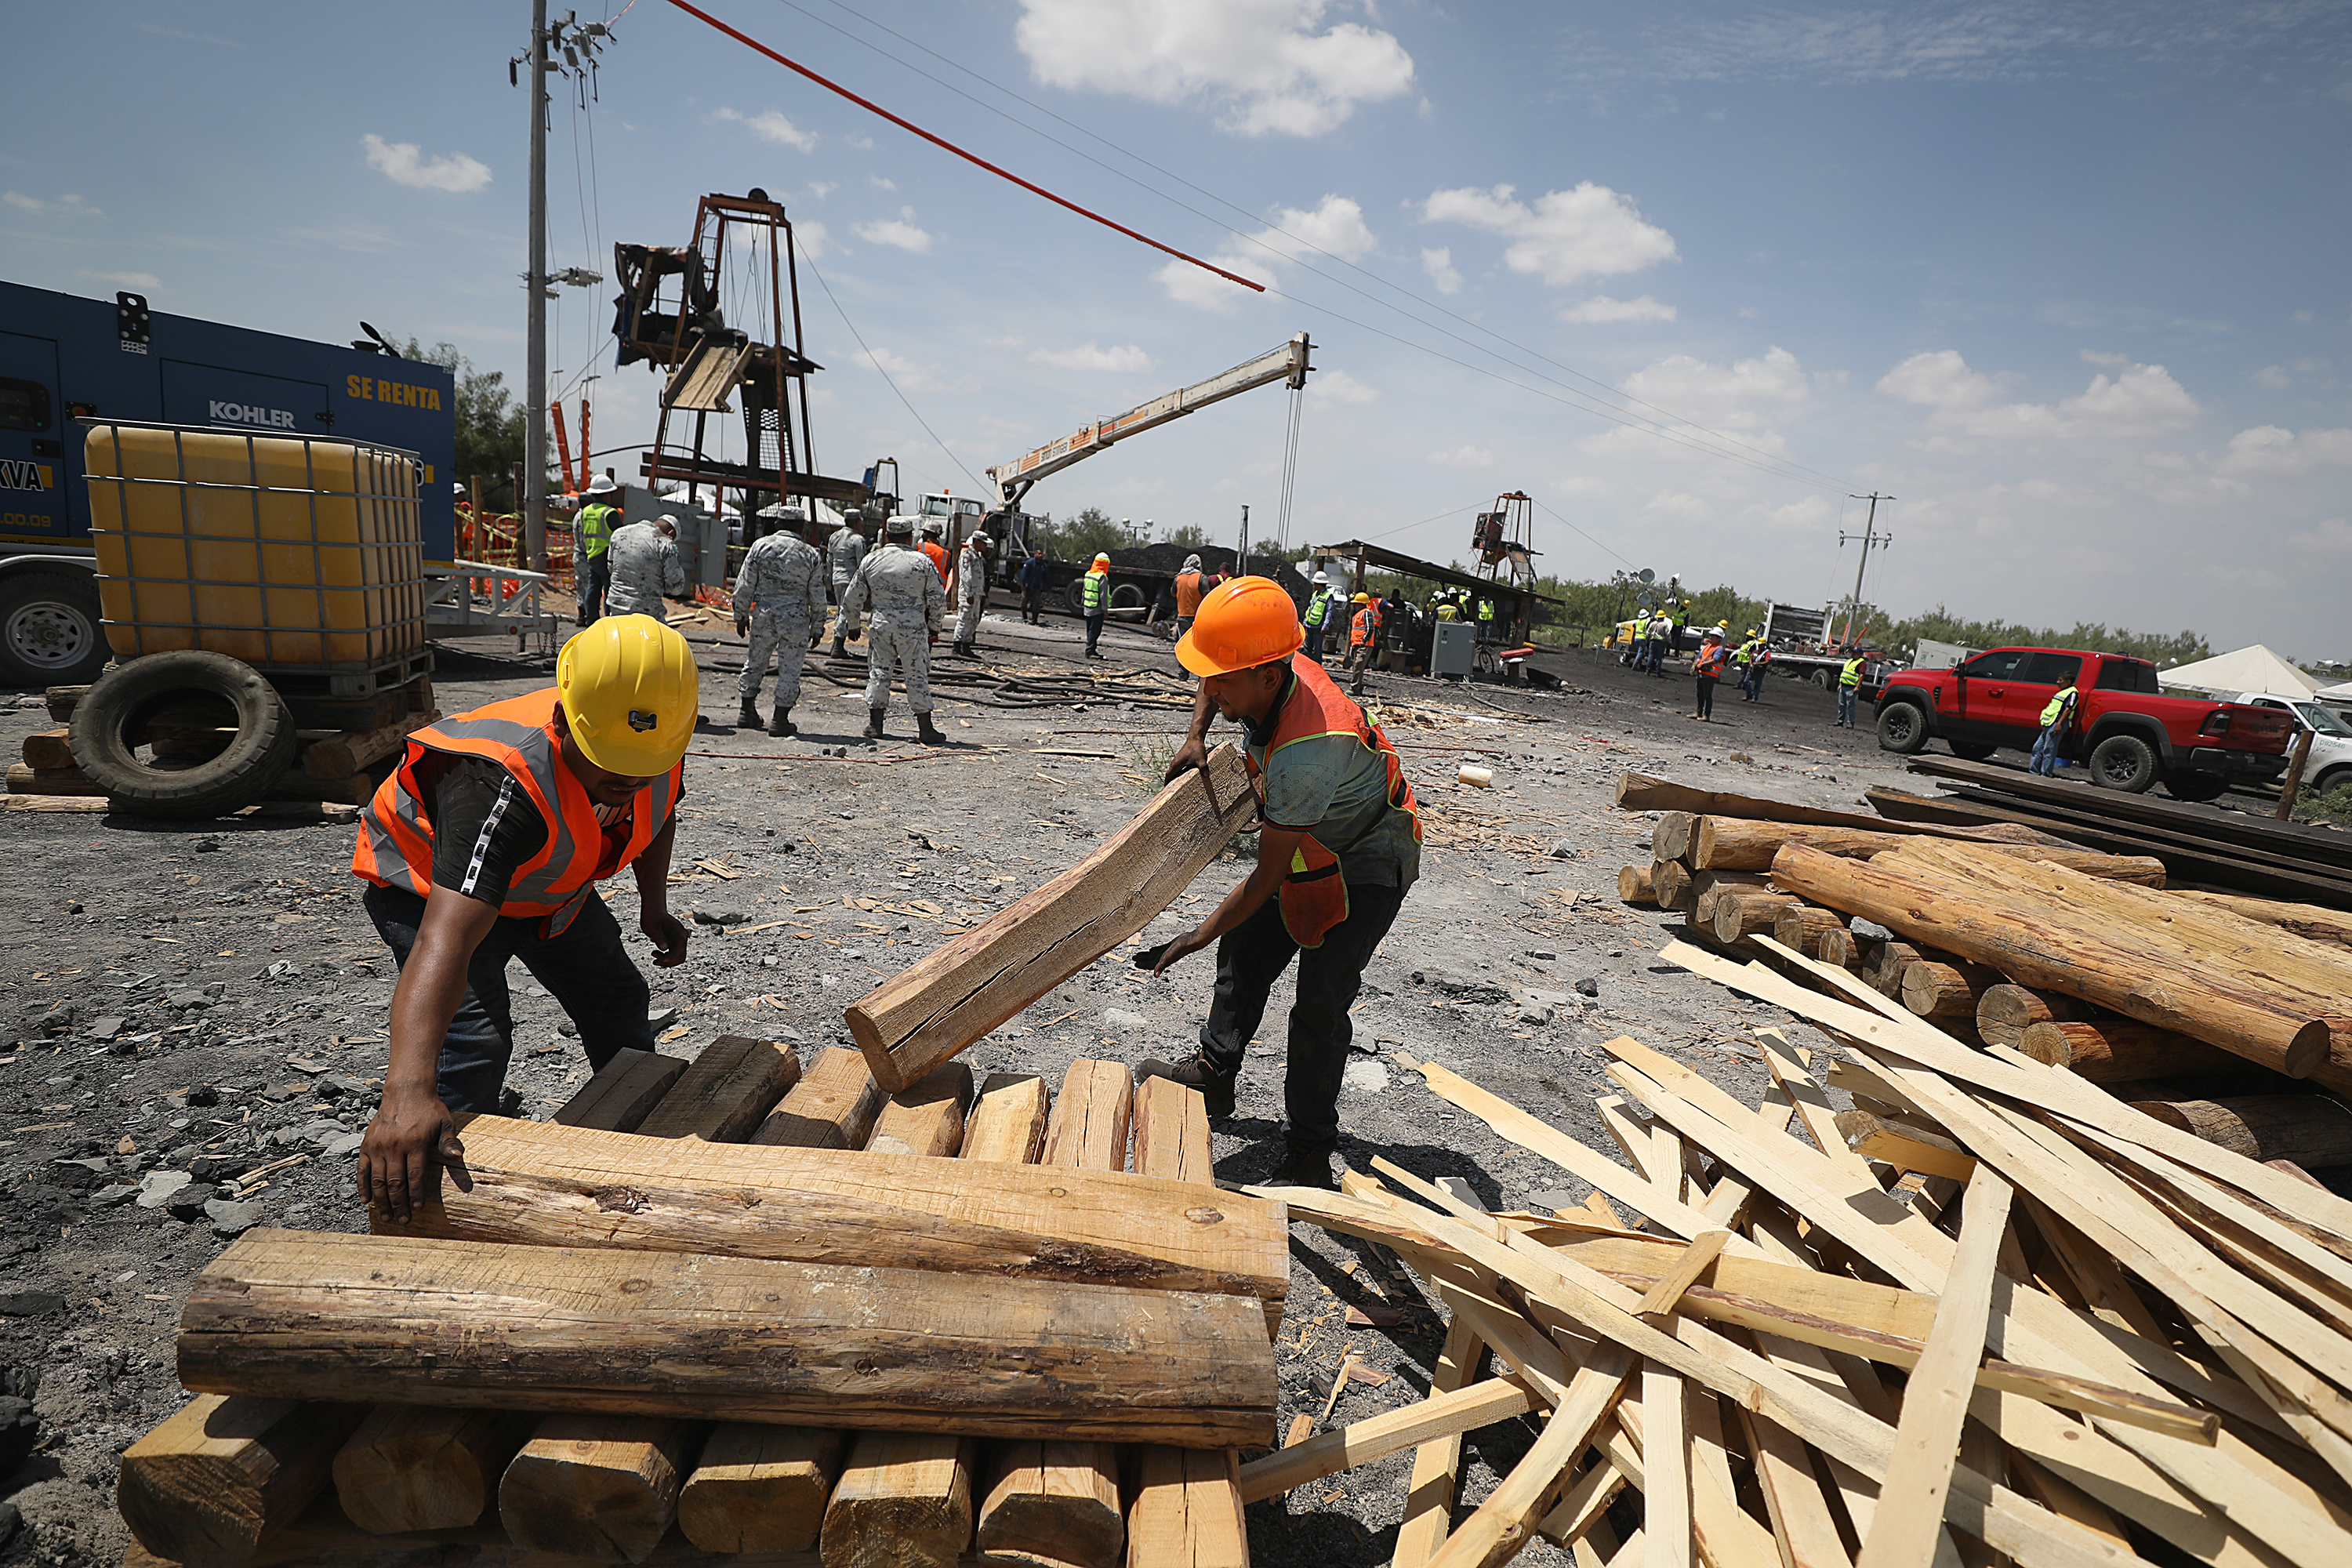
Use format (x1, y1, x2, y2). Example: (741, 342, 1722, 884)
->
(661, 0, 1265, 292)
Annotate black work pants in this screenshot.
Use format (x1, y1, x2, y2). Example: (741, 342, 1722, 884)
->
(1021, 585, 1044, 623)
(1199, 881, 1406, 1155)
(1083, 612, 1105, 654)
(362, 883, 656, 1114)
(1695, 673, 1717, 718)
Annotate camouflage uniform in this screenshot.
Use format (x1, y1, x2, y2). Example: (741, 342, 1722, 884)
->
(601, 521, 686, 619)
(953, 540, 989, 648)
(827, 524, 869, 641)
(733, 530, 828, 713)
(839, 540, 946, 715)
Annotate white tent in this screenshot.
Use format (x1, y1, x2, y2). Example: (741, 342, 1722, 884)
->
(2158, 644, 2324, 699)
(2318, 680, 2352, 703)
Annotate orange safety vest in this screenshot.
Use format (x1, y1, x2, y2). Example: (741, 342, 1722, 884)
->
(1350, 604, 1380, 646)
(1243, 655, 1422, 949)
(1175, 571, 1203, 617)
(920, 540, 949, 581)
(1695, 642, 1728, 677)
(350, 688, 683, 939)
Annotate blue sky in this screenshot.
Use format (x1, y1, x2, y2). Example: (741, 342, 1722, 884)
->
(5, 2, 2348, 659)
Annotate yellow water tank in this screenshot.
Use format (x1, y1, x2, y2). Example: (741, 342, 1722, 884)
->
(83, 421, 425, 668)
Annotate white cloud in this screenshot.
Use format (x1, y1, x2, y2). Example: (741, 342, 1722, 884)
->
(1308, 368, 1378, 404)
(854, 208, 933, 252)
(2080, 348, 2128, 366)
(361, 134, 491, 194)
(711, 108, 816, 152)
(1427, 444, 1496, 470)
(2288, 517, 2352, 554)
(79, 270, 159, 292)
(1014, 0, 1415, 136)
(4, 191, 102, 218)
(1877, 350, 2198, 443)
(1421, 182, 1675, 289)
(1155, 194, 1367, 310)
(793, 220, 833, 260)
(1559, 293, 1676, 324)
(1154, 251, 1275, 313)
(861, 347, 946, 394)
(1420, 247, 1461, 295)
(807, 181, 837, 199)
(1622, 346, 1807, 432)
(1026, 342, 1156, 373)
(2214, 425, 2352, 477)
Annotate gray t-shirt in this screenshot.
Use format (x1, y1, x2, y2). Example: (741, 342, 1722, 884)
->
(1245, 681, 1419, 890)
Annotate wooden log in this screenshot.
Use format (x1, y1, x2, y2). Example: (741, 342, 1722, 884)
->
(958, 1073, 1051, 1165)
(2125, 1095, 2352, 1167)
(866, 1062, 975, 1157)
(118, 1396, 366, 1568)
(179, 1230, 1278, 1449)
(498, 1415, 698, 1564)
(1123, 1446, 1249, 1568)
(1652, 811, 1698, 863)
(750, 1045, 884, 1149)
(550, 1050, 688, 1133)
(677, 1427, 844, 1554)
(2018, 1019, 2256, 1082)
(1771, 841, 2336, 1076)
(1900, 960, 2001, 1021)
(332, 1406, 532, 1536)
(633, 1036, 801, 1142)
(21, 724, 72, 770)
(1771, 905, 1846, 958)
(1679, 868, 1767, 920)
(1132, 1076, 1214, 1185)
(1711, 891, 1798, 945)
(1617, 865, 1657, 906)
(376, 1116, 1287, 1319)
(1652, 859, 1694, 910)
(847, 742, 1256, 1091)
(819, 1434, 978, 1568)
(2170, 887, 2352, 951)
(1615, 772, 2062, 841)
(1973, 985, 2083, 1052)
(975, 1061, 1134, 1568)
(1692, 817, 2165, 883)
(301, 713, 434, 781)
(1813, 927, 1861, 971)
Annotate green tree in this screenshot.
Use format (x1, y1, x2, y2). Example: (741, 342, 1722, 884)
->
(1161, 522, 1211, 550)
(405, 340, 527, 512)
(1045, 505, 1130, 561)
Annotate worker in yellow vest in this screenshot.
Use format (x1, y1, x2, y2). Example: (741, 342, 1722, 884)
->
(2032, 681, 2080, 775)
(1836, 650, 1865, 728)
(573, 474, 622, 626)
(1080, 554, 1111, 659)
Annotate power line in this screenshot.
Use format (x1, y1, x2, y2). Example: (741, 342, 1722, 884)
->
(803, 254, 988, 496)
(1531, 496, 1637, 572)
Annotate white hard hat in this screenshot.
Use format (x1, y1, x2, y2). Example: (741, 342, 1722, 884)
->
(1312, 572, 1329, 585)
(655, 513, 680, 532)
(586, 474, 619, 495)
(451, 481, 466, 497)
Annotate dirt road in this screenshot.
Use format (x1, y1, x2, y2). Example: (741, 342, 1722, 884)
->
(0, 601, 1929, 1566)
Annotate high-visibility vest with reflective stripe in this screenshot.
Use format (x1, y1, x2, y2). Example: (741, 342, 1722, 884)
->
(575, 504, 619, 560)
(1080, 569, 1109, 612)
(1302, 589, 1333, 627)
(351, 688, 682, 939)
(1841, 657, 1864, 688)
(2041, 687, 2078, 728)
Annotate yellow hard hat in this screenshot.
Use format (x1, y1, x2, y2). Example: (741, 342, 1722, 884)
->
(557, 614, 700, 777)
(1352, 591, 1371, 604)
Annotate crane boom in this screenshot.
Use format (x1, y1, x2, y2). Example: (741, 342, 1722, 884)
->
(986, 332, 1311, 508)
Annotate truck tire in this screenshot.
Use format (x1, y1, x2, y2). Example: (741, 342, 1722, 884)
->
(1061, 582, 1088, 615)
(1875, 702, 1929, 755)
(2311, 765, 2351, 800)
(2088, 733, 2159, 793)
(1948, 742, 1997, 761)
(0, 568, 111, 687)
(2161, 774, 2229, 803)
(1109, 583, 1145, 612)
(68, 652, 296, 818)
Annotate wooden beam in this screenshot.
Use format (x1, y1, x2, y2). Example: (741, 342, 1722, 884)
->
(958, 1072, 1051, 1165)
(847, 743, 1257, 1091)
(550, 1049, 688, 1132)
(1132, 1075, 1214, 1185)
(378, 1116, 1287, 1319)
(1123, 1446, 1249, 1568)
(750, 1044, 883, 1149)
(496, 1415, 698, 1564)
(2123, 1094, 2352, 1167)
(866, 1062, 975, 1157)
(1046, 1058, 1134, 1173)
(332, 1406, 531, 1536)
(118, 1396, 365, 1568)
(1690, 817, 2163, 883)
(819, 1432, 978, 1568)
(1615, 773, 2059, 840)
(2020, 1020, 2267, 1084)
(179, 1230, 1279, 1449)
(632, 1035, 800, 1142)
(677, 1425, 843, 1553)
(1393, 1316, 1487, 1567)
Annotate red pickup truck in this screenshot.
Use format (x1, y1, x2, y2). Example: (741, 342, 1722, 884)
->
(1873, 647, 2293, 800)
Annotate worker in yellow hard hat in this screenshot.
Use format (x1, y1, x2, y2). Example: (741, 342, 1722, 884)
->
(1138, 578, 1422, 1191)
(350, 614, 701, 1219)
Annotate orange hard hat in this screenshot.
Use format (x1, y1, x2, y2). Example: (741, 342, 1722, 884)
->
(1177, 575, 1303, 677)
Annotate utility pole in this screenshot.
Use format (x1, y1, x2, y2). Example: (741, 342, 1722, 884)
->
(1238, 503, 1250, 566)
(1838, 492, 1893, 646)
(522, 0, 550, 573)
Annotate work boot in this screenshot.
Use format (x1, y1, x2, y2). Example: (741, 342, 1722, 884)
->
(864, 707, 885, 739)
(916, 713, 947, 746)
(1267, 1143, 1338, 1192)
(1134, 1052, 1236, 1119)
(768, 708, 795, 738)
(735, 703, 763, 730)
(830, 636, 847, 659)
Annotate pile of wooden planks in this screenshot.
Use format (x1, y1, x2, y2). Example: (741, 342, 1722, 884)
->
(1248, 955, 2352, 1568)
(117, 1040, 1276, 1568)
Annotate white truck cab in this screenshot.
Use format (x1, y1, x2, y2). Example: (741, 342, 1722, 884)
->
(2233, 692, 2352, 797)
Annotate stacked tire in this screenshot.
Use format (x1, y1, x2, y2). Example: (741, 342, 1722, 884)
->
(67, 652, 298, 819)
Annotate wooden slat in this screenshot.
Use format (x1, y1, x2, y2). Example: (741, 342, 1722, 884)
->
(1393, 1316, 1486, 1567)
(632, 1035, 801, 1142)
(1640, 1366, 1691, 1568)
(847, 742, 1256, 1091)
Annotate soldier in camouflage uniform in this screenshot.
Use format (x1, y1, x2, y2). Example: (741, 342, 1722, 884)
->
(601, 514, 687, 619)
(950, 529, 990, 657)
(732, 518, 829, 736)
(837, 516, 946, 745)
(826, 518, 870, 658)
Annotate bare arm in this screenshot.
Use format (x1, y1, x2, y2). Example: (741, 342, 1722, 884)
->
(633, 813, 690, 966)
(1149, 823, 1301, 975)
(359, 887, 499, 1221)
(1163, 680, 1218, 782)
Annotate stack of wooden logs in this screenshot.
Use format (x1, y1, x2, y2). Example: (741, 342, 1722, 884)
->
(1615, 771, 2352, 1174)
(114, 1040, 1276, 1568)
(1245, 968, 2352, 1567)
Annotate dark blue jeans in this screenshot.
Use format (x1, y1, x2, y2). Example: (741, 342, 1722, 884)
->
(1199, 880, 1406, 1156)
(362, 882, 656, 1114)
(1302, 623, 1327, 662)
(1083, 612, 1105, 655)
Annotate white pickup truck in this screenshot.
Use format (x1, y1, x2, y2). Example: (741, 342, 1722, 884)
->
(2232, 692, 2352, 797)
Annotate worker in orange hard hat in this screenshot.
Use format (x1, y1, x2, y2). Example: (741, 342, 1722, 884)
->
(350, 615, 700, 1221)
(1136, 577, 1422, 1192)
(1080, 551, 1112, 659)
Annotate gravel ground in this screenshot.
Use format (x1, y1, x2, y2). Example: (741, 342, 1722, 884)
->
(0, 604, 1936, 1566)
